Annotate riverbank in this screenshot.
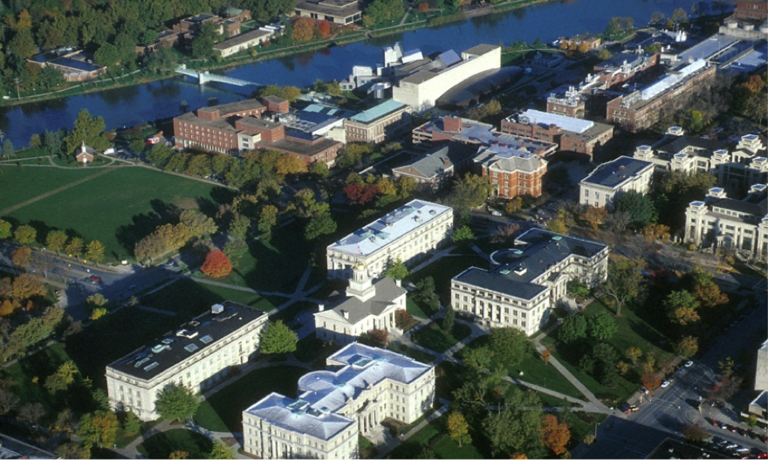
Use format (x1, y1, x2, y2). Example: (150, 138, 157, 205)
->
(0, 0, 553, 108)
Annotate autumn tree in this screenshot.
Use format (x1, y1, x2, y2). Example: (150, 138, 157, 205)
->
(0, 220, 11, 239)
(600, 258, 643, 317)
(541, 350, 550, 364)
(292, 17, 316, 42)
(682, 424, 708, 443)
(317, 19, 331, 37)
(447, 411, 471, 447)
(77, 410, 119, 448)
(641, 368, 661, 390)
(201, 249, 232, 278)
(46, 230, 68, 254)
(674, 336, 699, 359)
(625, 347, 642, 365)
(664, 290, 700, 326)
(12, 247, 31, 268)
(687, 267, 728, 308)
(85, 240, 105, 264)
(14, 225, 37, 244)
(65, 237, 84, 258)
(642, 223, 670, 243)
(343, 182, 380, 205)
(540, 414, 570, 456)
(359, 329, 389, 348)
(154, 384, 199, 422)
(169, 451, 189, 459)
(274, 154, 308, 175)
(260, 320, 298, 355)
(580, 206, 608, 230)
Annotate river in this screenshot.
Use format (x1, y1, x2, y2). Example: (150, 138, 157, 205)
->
(0, 0, 703, 148)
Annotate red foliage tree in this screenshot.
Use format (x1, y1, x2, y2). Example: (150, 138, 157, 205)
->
(641, 369, 662, 390)
(418, 2, 429, 12)
(343, 183, 381, 205)
(359, 329, 389, 348)
(201, 249, 232, 278)
(317, 19, 331, 36)
(540, 414, 571, 456)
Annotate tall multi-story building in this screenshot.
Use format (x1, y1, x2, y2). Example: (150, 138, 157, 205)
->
(326, 200, 453, 280)
(501, 109, 614, 159)
(684, 184, 768, 261)
(579, 156, 654, 209)
(242, 343, 435, 459)
(106, 303, 269, 421)
(451, 229, 609, 336)
(315, 263, 406, 344)
(343, 100, 412, 144)
(473, 146, 547, 199)
(605, 60, 716, 133)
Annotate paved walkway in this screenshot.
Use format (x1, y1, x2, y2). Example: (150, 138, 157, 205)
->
(374, 399, 451, 459)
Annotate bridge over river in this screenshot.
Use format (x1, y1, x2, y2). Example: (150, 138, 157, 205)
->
(176, 66, 259, 87)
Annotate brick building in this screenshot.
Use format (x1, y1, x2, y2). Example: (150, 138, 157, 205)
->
(501, 109, 614, 159)
(734, 0, 768, 21)
(546, 87, 586, 118)
(474, 146, 547, 199)
(343, 100, 412, 144)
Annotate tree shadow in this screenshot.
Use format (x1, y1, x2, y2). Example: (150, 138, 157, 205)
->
(27, 220, 51, 245)
(114, 200, 179, 256)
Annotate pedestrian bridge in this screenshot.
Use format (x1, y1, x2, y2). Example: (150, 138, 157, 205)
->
(176, 66, 258, 87)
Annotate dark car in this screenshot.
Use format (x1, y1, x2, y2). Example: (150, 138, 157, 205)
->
(89, 275, 101, 283)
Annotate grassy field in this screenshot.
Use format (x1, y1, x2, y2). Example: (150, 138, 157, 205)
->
(194, 365, 306, 432)
(0, 167, 102, 212)
(138, 429, 213, 459)
(141, 278, 280, 317)
(408, 255, 488, 301)
(2, 343, 71, 409)
(541, 300, 674, 404)
(386, 417, 484, 459)
(407, 296, 437, 319)
(412, 321, 472, 353)
(3, 167, 226, 261)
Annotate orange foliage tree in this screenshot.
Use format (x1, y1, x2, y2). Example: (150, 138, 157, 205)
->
(12, 247, 31, 268)
(201, 249, 232, 278)
(418, 2, 429, 12)
(510, 453, 528, 459)
(641, 368, 661, 390)
(540, 414, 571, 456)
(317, 19, 331, 36)
(292, 17, 316, 42)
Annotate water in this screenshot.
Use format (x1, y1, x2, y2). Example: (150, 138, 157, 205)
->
(0, 0, 702, 148)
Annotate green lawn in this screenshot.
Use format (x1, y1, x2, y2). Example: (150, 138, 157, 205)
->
(0, 167, 102, 212)
(137, 429, 213, 459)
(540, 299, 674, 404)
(412, 322, 471, 353)
(407, 296, 436, 319)
(456, 336, 583, 400)
(386, 418, 484, 459)
(408, 255, 487, 301)
(140, 278, 280, 317)
(194, 365, 306, 432)
(4, 167, 226, 261)
(218, 224, 313, 293)
(2, 343, 71, 407)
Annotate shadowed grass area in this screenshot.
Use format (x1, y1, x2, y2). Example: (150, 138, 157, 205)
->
(412, 322, 471, 353)
(137, 429, 213, 459)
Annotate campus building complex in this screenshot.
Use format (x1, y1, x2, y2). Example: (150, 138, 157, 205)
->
(451, 229, 609, 336)
(315, 263, 406, 344)
(579, 156, 654, 209)
(242, 343, 435, 459)
(326, 200, 453, 280)
(106, 303, 269, 421)
(501, 109, 614, 159)
(343, 100, 412, 144)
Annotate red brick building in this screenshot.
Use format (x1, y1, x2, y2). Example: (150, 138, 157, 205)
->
(473, 146, 547, 199)
(735, 0, 768, 21)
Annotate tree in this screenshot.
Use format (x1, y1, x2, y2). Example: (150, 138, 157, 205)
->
(2, 140, 14, 158)
(258, 205, 278, 240)
(613, 191, 655, 229)
(18, 402, 46, 426)
(169, 451, 189, 459)
(587, 311, 617, 341)
(85, 240, 105, 264)
(384, 258, 409, 281)
(76, 410, 118, 448)
(442, 307, 455, 333)
(558, 314, 587, 344)
(642, 223, 670, 244)
(483, 388, 542, 456)
(228, 215, 250, 240)
(580, 206, 608, 230)
(64, 109, 108, 154)
(10, 274, 47, 300)
(274, 155, 308, 176)
(0, 389, 20, 415)
(490, 328, 529, 366)
(123, 411, 141, 435)
(359, 329, 389, 348)
(291, 17, 316, 42)
(650, 11, 665, 24)
(57, 442, 91, 459)
(463, 346, 494, 371)
(304, 210, 336, 240)
(45, 361, 79, 394)
(94, 42, 120, 67)
(201, 250, 232, 278)
(625, 347, 642, 365)
(179, 210, 217, 239)
(207, 440, 234, 459)
(671, 7, 688, 23)
(12, 246, 31, 268)
(0, 220, 12, 239)
(29, 133, 41, 149)
(46, 230, 68, 254)
(682, 424, 708, 443)
(600, 258, 643, 317)
(260, 320, 298, 355)
(156, 384, 199, 422)
(641, 368, 661, 390)
(674, 336, 698, 359)
(66, 237, 84, 258)
(540, 414, 570, 456)
(14, 225, 37, 244)
(191, 21, 218, 60)
(452, 225, 475, 246)
(445, 174, 495, 212)
(664, 290, 700, 326)
(447, 412, 471, 447)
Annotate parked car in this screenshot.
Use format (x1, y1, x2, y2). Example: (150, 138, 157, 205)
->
(660, 380, 670, 388)
(491, 210, 502, 217)
(685, 360, 693, 367)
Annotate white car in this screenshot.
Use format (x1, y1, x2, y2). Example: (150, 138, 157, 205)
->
(684, 360, 693, 368)
(491, 211, 502, 217)
(660, 380, 670, 388)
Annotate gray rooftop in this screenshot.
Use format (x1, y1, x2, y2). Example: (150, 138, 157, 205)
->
(213, 28, 272, 50)
(509, 109, 594, 134)
(258, 136, 341, 158)
(108, 303, 265, 381)
(329, 200, 452, 256)
(654, 134, 728, 155)
(244, 343, 432, 441)
(473, 145, 545, 174)
(317, 276, 405, 325)
(391, 143, 477, 179)
(580, 155, 653, 189)
(453, 229, 607, 301)
(197, 98, 265, 116)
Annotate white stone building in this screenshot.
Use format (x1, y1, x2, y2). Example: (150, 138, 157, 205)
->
(106, 303, 268, 421)
(392, 44, 500, 111)
(315, 263, 406, 344)
(684, 184, 768, 261)
(451, 229, 609, 336)
(579, 155, 654, 209)
(242, 343, 435, 459)
(326, 199, 453, 280)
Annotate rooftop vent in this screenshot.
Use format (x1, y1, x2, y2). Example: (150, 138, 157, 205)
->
(144, 362, 159, 372)
(176, 329, 198, 339)
(500, 269, 511, 275)
(552, 236, 562, 241)
(513, 249, 523, 255)
(199, 335, 214, 345)
(212, 304, 224, 315)
(134, 357, 150, 368)
(513, 266, 527, 276)
(161, 338, 174, 345)
(184, 343, 199, 353)
(151, 344, 166, 354)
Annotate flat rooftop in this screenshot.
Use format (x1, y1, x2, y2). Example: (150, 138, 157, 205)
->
(454, 229, 608, 301)
(580, 155, 653, 189)
(213, 28, 272, 50)
(509, 109, 594, 134)
(349, 99, 407, 124)
(328, 199, 452, 257)
(176, 111, 238, 132)
(197, 98, 265, 116)
(259, 136, 341, 157)
(108, 302, 265, 381)
(244, 343, 432, 441)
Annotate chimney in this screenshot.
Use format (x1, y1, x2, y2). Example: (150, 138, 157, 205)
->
(342, 310, 350, 319)
(443, 116, 462, 133)
(318, 303, 325, 312)
(395, 279, 402, 287)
